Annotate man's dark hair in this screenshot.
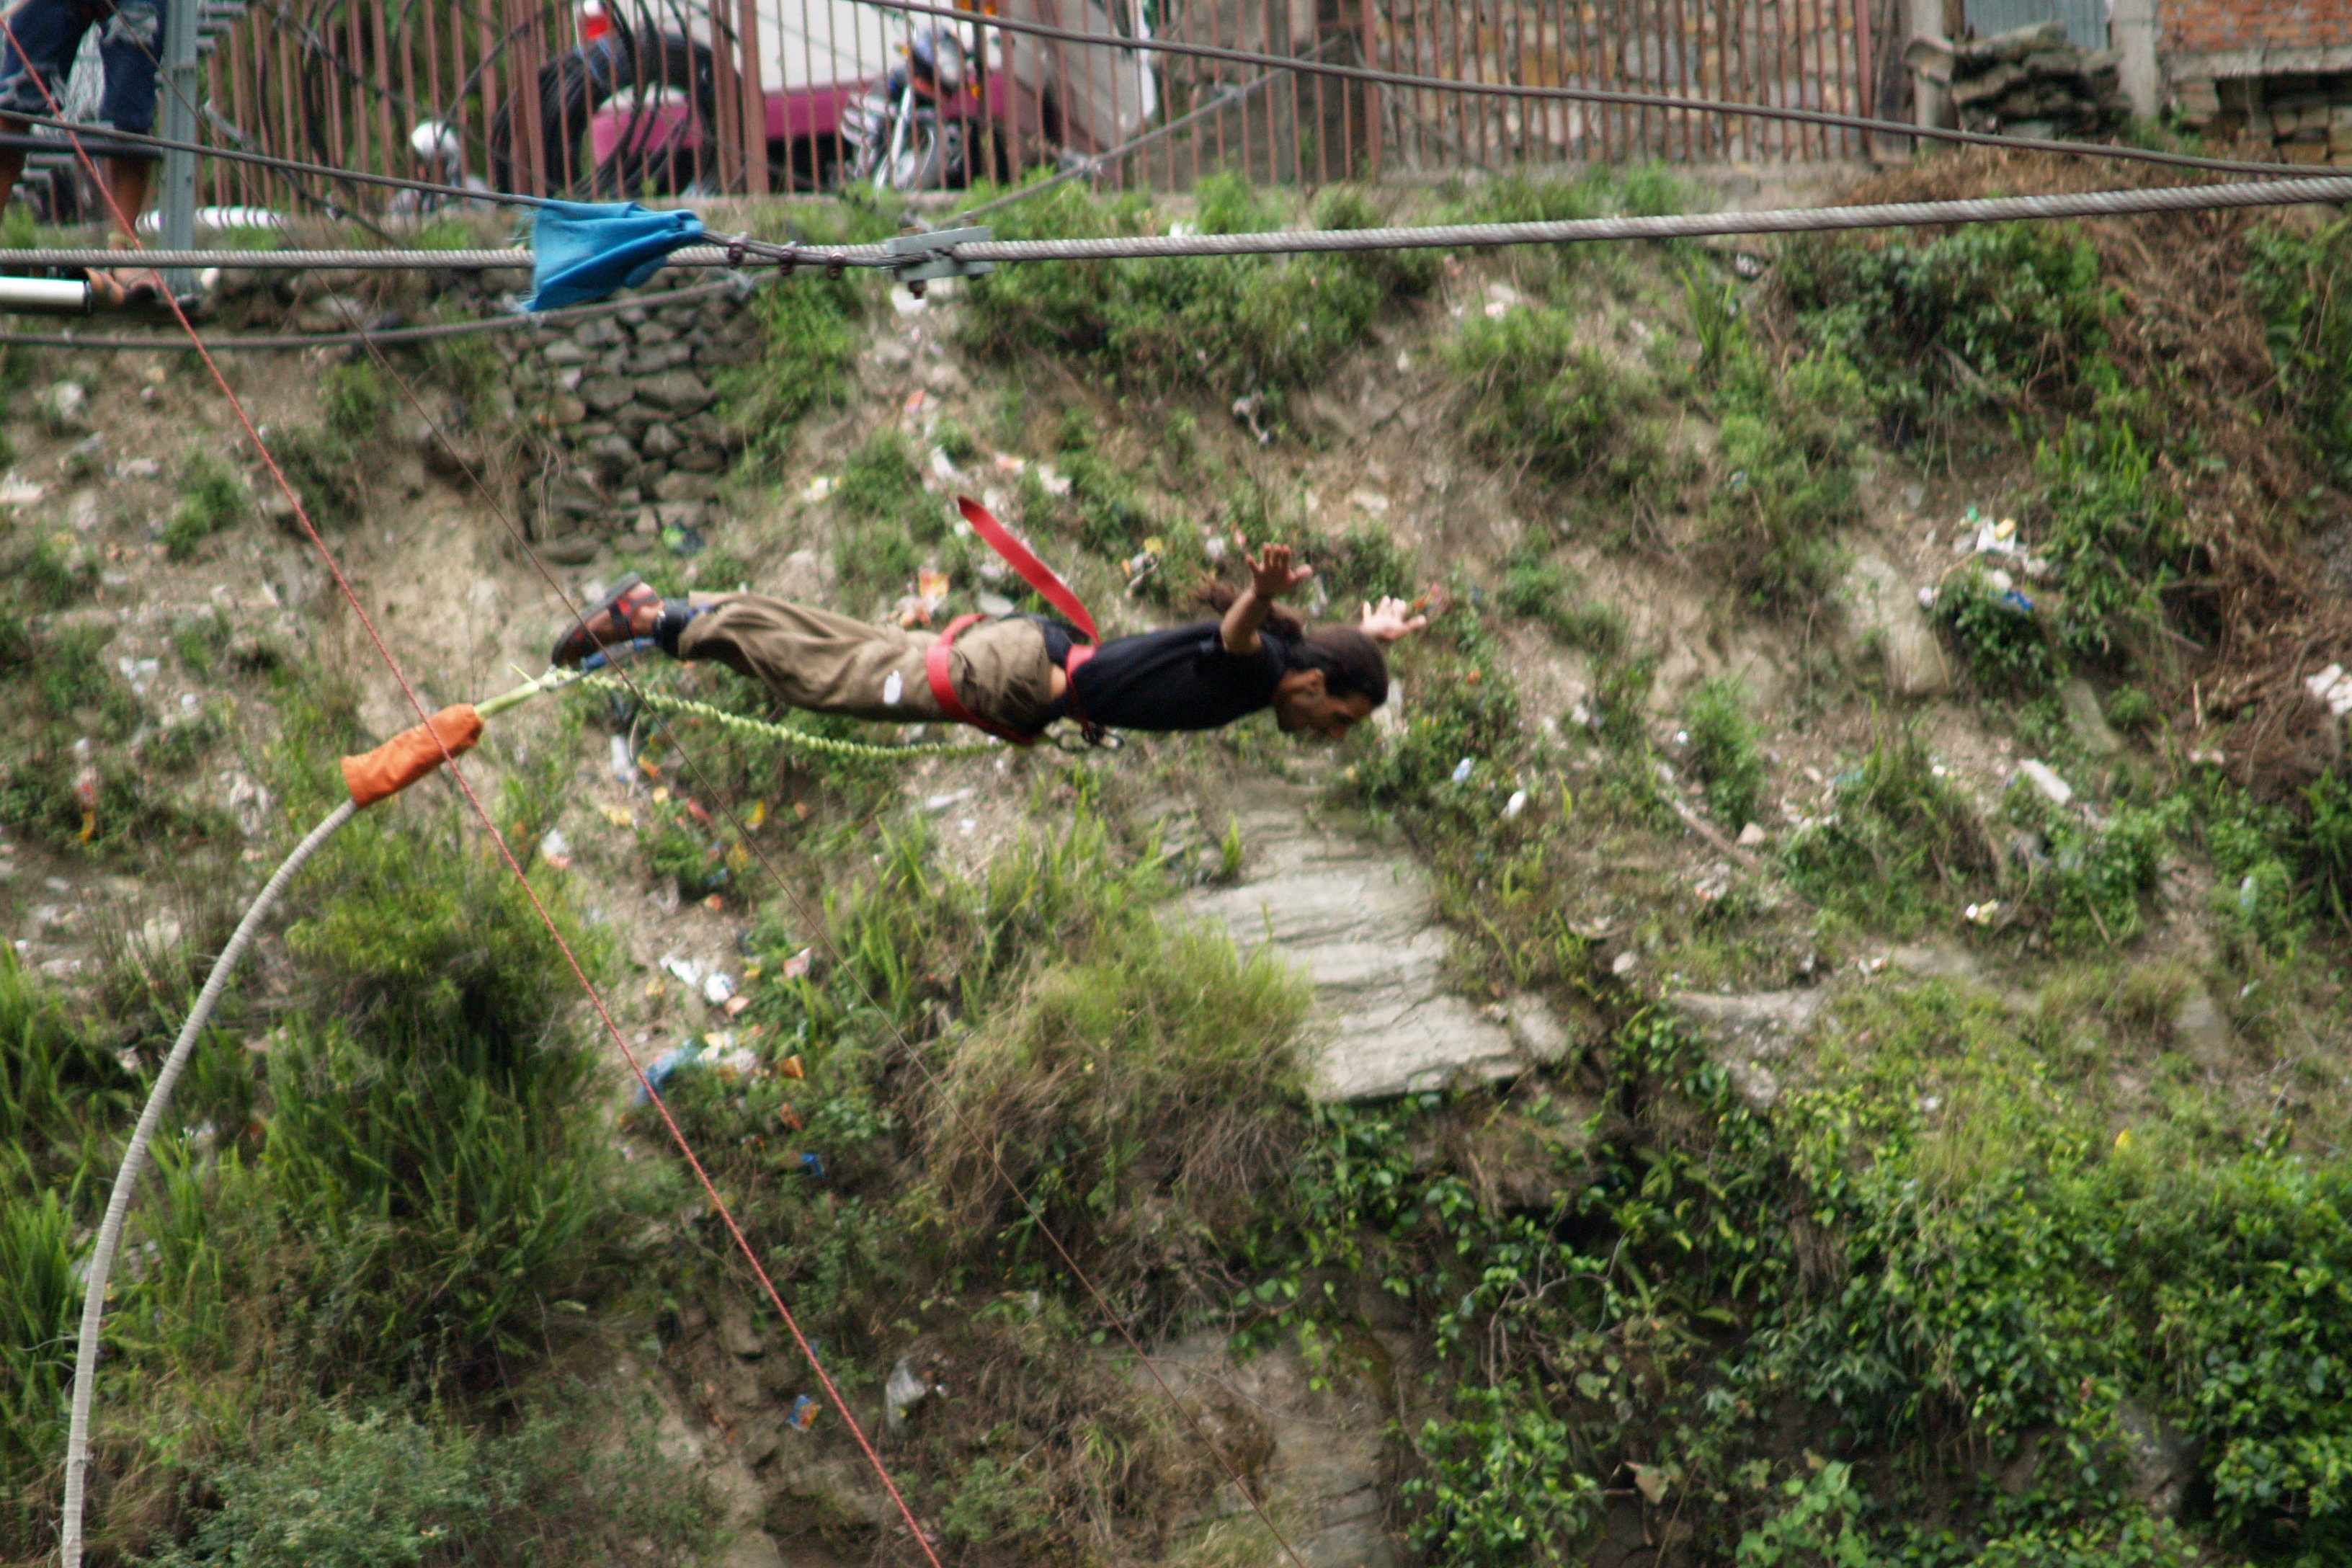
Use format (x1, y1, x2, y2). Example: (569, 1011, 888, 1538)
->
(1195, 582, 1390, 706)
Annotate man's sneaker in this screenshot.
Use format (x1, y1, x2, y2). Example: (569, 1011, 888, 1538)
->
(551, 575, 661, 667)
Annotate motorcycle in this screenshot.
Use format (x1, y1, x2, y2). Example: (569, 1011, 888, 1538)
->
(840, 30, 975, 192)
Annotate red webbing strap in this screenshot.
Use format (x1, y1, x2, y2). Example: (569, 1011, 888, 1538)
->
(957, 495, 1097, 644)
(926, 612, 1037, 746)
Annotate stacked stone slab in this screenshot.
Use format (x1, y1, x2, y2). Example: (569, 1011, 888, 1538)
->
(2173, 71, 2352, 166)
(509, 272, 760, 541)
(1948, 21, 2127, 141)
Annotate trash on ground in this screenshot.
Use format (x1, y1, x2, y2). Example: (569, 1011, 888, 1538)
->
(1737, 821, 1767, 847)
(778, 1054, 806, 1080)
(633, 1041, 700, 1105)
(538, 829, 571, 870)
(2016, 759, 2075, 807)
(1451, 757, 1475, 785)
(661, 954, 703, 987)
(660, 522, 704, 557)
(702, 971, 736, 1006)
(2305, 662, 2352, 717)
(885, 1358, 930, 1433)
(787, 1394, 819, 1431)
(923, 788, 976, 813)
(797, 1152, 825, 1178)
(722, 993, 751, 1017)
(781, 948, 813, 981)
(1965, 901, 2004, 925)
(609, 734, 634, 783)
(801, 475, 834, 503)
(1502, 790, 1527, 820)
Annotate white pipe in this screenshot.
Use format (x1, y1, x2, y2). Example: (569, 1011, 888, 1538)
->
(0, 277, 89, 316)
(58, 798, 358, 1568)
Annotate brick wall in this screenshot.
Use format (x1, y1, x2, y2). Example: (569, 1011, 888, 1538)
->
(2165, 0, 2352, 62)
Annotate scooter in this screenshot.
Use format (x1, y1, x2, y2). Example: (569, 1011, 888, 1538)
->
(840, 29, 975, 192)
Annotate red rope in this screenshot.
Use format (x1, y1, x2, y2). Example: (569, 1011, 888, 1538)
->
(12, 40, 946, 1566)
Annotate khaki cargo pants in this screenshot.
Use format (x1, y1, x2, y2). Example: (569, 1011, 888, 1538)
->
(677, 595, 1060, 734)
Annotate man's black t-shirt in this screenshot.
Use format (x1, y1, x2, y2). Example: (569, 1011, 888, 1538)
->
(1039, 618, 1290, 732)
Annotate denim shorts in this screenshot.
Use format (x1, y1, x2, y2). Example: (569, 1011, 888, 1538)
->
(0, 0, 166, 138)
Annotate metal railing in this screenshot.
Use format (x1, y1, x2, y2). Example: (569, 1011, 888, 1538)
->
(172, 0, 1876, 216)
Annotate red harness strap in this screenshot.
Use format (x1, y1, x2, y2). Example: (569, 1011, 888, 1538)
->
(924, 496, 1100, 744)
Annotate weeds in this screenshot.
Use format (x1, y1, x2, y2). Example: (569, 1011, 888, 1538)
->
(1782, 728, 1988, 927)
(2031, 417, 2192, 667)
(1936, 559, 2059, 690)
(1683, 675, 1765, 829)
(1447, 306, 1662, 498)
(828, 429, 956, 610)
(1706, 349, 1868, 615)
(718, 204, 894, 471)
(162, 448, 249, 560)
(959, 174, 1430, 411)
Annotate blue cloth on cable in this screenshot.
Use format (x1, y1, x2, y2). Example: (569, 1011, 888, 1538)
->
(526, 200, 705, 312)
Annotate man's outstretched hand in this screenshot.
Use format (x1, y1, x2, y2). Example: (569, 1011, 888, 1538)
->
(1240, 533, 1314, 600)
(1359, 595, 1428, 644)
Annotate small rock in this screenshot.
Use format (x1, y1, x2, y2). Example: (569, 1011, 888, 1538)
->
(2173, 983, 2232, 1055)
(541, 340, 590, 367)
(654, 471, 719, 504)
(1611, 949, 1640, 978)
(672, 443, 725, 473)
(716, 1299, 765, 1358)
(118, 458, 162, 481)
(2061, 677, 2123, 756)
(635, 368, 714, 412)
(1736, 821, 1767, 847)
(638, 422, 682, 460)
(1504, 993, 1576, 1064)
(2114, 1400, 2199, 1519)
(577, 375, 635, 414)
(1885, 614, 1955, 698)
(65, 491, 102, 532)
(548, 393, 588, 427)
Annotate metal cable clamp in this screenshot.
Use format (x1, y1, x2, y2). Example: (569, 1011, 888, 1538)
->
(883, 226, 995, 297)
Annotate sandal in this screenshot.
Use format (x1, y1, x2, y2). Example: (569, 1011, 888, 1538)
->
(550, 574, 662, 667)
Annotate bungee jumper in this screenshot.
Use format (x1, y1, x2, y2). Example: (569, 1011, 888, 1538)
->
(550, 496, 1427, 747)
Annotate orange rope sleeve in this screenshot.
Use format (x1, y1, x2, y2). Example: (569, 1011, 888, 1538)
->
(339, 705, 484, 808)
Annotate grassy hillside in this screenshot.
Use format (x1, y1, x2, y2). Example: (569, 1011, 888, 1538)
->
(6, 156, 2352, 1567)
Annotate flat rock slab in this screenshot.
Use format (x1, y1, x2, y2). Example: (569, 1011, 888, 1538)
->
(1182, 780, 1562, 1101)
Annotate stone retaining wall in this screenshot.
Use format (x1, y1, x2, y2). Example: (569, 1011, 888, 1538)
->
(507, 273, 761, 548)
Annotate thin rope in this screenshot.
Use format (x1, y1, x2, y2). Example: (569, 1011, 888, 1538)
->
(318, 285, 1319, 1568)
(0, 279, 739, 352)
(580, 674, 999, 758)
(11, 171, 2352, 277)
(25, 46, 948, 1568)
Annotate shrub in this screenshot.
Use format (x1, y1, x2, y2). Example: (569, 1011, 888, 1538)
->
(958, 174, 1427, 406)
(1781, 220, 2108, 442)
(1683, 675, 1765, 829)
(2246, 216, 2352, 482)
(163, 449, 249, 560)
(270, 425, 362, 529)
(318, 362, 391, 442)
(717, 203, 893, 472)
(828, 429, 955, 611)
(1935, 559, 2058, 691)
(1448, 306, 1660, 494)
(1707, 351, 1868, 614)
(2032, 419, 2191, 666)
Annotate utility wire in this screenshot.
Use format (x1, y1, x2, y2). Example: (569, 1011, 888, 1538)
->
(0, 278, 739, 350)
(9, 172, 2351, 277)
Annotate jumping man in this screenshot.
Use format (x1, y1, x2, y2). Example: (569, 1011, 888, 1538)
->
(551, 530, 1426, 743)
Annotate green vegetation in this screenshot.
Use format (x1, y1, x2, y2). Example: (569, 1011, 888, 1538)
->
(1936, 559, 2058, 691)
(162, 448, 249, 559)
(1683, 674, 1765, 828)
(718, 204, 894, 471)
(1448, 305, 1665, 499)
(826, 429, 962, 611)
(1783, 729, 1988, 929)
(1781, 220, 2108, 445)
(959, 173, 1435, 416)
(318, 360, 391, 442)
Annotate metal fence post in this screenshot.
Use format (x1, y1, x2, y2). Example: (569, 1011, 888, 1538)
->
(160, 0, 198, 295)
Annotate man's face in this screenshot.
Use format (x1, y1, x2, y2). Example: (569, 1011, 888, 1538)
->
(1271, 674, 1376, 741)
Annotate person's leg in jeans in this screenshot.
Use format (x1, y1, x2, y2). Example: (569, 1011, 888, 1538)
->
(0, 0, 165, 297)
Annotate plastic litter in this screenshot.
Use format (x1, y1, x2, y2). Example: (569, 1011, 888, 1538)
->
(538, 829, 572, 870)
(632, 1041, 700, 1105)
(779, 1054, 806, 1080)
(885, 1358, 929, 1434)
(660, 954, 703, 987)
(2016, 759, 2074, 807)
(1451, 757, 1475, 785)
(703, 971, 736, 1006)
(660, 522, 704, 557)
(787, 1394, 819, 1431)
(2304, 663, 2352, 718)
(797, 1152, 825, 1178)
(609, 734, 634, 784)
(1964, 901, 2003, 925)
(801, 475, 834, 504)
(923, 788, 976, 813)
(1502, 789, 1527, 820)
(782, 947, 813, 981)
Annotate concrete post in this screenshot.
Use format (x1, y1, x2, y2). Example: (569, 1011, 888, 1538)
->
(1903, 0, 1953, 133)
(2110, 0, 2162, 121)
(158, 0, 197, 298)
